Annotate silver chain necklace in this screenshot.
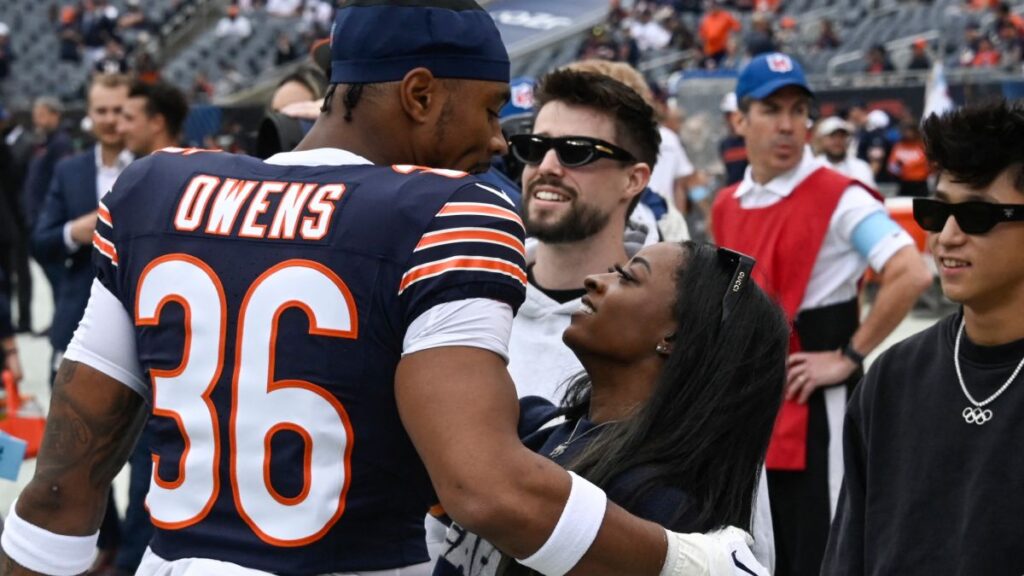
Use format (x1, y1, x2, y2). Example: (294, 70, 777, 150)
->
(954, 318, 1024, 426)
(549, 419, 617, 457)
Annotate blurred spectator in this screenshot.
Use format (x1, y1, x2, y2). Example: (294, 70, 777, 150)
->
(267, 0, 303, 17)
(31, 73, 133, 385)
(190, 71, 215, 104)
(134, 49, 162, 84)
(93, 38, 130, 75)
(886, 121, 929, 197)
(815, 117, 876, 188)
(216, 5, 253, 38)
(718, 92, 747, 187)
(699, 1, 741, 67)
(630, 8, 672, 52)
(650, 99, 695, 215)
(300, 0, 334, 37)
(80, 0, 121, 66)
(745, 12, 778, 57)
(59, 6, 83, 63)
(776, 16, 800, 54)
(859, 109, 893, 182)
(992, 2, 1024, 36)
(958, 22, 983, 66)
(996, 22, 1023, 67)
(0, 109, 34, 334)
(0, 22, 11, 82)
(22, 97, 73, 235)
(578, 25, 623, 61)
(865, 44, 895, 73)
(815, 18, 840, 51)
(117, 0, 154, 39)
(274, 32, 299, 66)
(907, 38, 932, 70)
(971, 37, 1001, 67)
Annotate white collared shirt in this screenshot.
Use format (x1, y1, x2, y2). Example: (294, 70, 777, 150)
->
(732, 148, 912, 310)
(63, 145, 134, 252)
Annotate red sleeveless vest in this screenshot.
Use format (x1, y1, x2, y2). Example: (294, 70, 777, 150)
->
(712, 166, 870, 470)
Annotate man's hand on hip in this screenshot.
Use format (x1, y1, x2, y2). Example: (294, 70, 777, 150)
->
(785, 350, 858, 404)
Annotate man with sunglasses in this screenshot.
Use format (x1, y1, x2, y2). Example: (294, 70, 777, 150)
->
(823, 101, 1024, 575)
(710, 53, 932, 576)
(505, 66, 661, 405)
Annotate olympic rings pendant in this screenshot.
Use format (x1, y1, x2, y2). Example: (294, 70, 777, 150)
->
(963, 406, 993, 425)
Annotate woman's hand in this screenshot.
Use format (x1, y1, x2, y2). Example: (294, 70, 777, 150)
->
(785, 350, 858, 404)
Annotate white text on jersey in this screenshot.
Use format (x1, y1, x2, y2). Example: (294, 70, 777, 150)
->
(174, 174, 346, 241)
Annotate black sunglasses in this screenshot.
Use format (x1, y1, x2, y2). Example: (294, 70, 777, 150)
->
(716, 247, 757, 328)
(508, 134, 636, 168)
(913, 198, 1024, 234)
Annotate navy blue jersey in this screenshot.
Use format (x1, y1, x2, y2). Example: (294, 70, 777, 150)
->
(91, 149, 527, 574)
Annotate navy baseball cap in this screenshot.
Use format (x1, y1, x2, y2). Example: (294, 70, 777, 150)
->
(330, 0, 510, 85)
(735, 53, 812, 102)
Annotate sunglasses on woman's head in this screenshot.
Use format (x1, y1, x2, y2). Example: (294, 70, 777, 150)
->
(913, 198, 1024, 234)
(508, 134, 636, 168)
(716, 247, 756, 328)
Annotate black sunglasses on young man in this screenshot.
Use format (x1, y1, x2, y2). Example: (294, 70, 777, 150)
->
(508, 134, 636, 168)
(716, 247, 757, 328)
(913, 198, 1024, 234)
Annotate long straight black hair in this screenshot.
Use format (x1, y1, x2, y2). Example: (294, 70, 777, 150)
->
(562, 241, 789, 532)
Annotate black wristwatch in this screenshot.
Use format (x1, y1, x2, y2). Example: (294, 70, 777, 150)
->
(841, 342, 865, 368)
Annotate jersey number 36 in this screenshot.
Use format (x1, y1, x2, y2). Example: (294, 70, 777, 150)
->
(136, 254, 357, 547)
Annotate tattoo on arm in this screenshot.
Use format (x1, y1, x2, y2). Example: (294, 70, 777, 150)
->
(17, 360, 146, 530)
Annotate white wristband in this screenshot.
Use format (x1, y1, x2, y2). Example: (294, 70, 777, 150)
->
(1, 499, 99, 576)
(519, 471, 607, 576)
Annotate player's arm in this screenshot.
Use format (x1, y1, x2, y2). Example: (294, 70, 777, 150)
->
(396, 346, 668, 575)
(0, 361, 147, 576)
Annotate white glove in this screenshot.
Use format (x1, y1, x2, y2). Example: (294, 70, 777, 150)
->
(661, 526, 770, 576)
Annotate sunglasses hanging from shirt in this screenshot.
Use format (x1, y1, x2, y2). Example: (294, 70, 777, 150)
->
(508, 134, 636, 168)
(913, 198, 1024, 234)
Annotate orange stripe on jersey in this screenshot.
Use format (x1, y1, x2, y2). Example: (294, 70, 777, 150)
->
(97, 204, 113, 227)
(92, 231, 119, 265)
(437, 202, 524, 229)
(399, 256, 526, 294)
(415, 227, 525, 258)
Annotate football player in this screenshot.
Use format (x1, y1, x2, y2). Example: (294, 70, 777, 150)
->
(2, 2, 759, 575)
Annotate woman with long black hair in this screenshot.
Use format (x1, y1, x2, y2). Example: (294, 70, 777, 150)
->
(435, 240, 790, 575)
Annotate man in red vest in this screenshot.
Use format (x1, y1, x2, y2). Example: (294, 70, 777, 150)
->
(711, 53, 932, 576)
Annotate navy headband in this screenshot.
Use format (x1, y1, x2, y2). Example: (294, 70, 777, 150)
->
(330, 0, 510, 84)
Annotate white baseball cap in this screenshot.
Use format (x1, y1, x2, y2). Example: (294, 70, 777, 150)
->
(865, 109, 890, 131)
(817, 116, 854, 136)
